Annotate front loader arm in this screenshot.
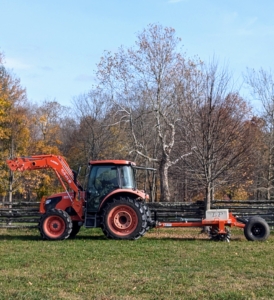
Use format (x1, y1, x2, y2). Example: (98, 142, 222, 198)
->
(7, 155, 80, 195)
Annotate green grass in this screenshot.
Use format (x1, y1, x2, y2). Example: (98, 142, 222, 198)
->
(0, 227, 273, 300)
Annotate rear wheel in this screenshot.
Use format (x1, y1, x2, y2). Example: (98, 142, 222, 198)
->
(39, 209, 72, 240)
(143, 203, 154, 231)
(244, 216, 270, 241)
(101, 197, 147, 240)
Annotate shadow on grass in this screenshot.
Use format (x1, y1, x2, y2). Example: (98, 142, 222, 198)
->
(0, 234, 42, 241)
(146, 237, 210, 241)
(0, 229, 244, 242)
(0, 233, 108, 241)
(144, 236, 242, 242)
(0, 234, 243, 242)
(144, 233, 244, 242)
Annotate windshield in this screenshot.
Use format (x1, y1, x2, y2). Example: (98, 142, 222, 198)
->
(120, 165, 135, 189)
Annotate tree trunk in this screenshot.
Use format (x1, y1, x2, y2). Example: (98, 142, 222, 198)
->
(159, 160, 170, 202)
(8, 136, 14, 221)
(151, 171, 156, 202)
(267, 139, 272, 200)
(184, 177, 188, 202)
(8, 170, 13, 206)
(205, 181, 212, 211)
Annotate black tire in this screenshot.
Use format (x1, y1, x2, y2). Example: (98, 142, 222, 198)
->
(39, 209, 72, 240)
(69, 221, 81, 238)
(101, 196, 147, 240)
(142, 203, 154, 231)
(244, 216, 270, 241)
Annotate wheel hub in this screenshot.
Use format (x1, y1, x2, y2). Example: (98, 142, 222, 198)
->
(44, 216, 65, 236)
(252, 226, 262, 235)
(107, 204, 139, 236)
(114, 211, 132, 229)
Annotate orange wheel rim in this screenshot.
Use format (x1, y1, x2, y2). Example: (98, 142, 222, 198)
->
(43, 215, 66, 238)
(107, 205, 138, 236)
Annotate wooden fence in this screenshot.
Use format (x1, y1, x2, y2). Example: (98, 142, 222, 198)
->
(0, 200, 274, 229)
(0, 201, 40, 228)
(147, 200, 274, 228)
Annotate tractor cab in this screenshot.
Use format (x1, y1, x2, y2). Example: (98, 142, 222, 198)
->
(86, 160, 136, 212)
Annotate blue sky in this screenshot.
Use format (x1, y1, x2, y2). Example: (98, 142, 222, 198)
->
(1, 0, 273, 107)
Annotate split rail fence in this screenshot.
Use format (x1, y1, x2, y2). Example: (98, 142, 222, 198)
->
(0, 200, 273, 229)
(147, 200, 274, 228)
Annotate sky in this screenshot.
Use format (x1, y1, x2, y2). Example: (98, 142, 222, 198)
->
(1, 0, 274, 108)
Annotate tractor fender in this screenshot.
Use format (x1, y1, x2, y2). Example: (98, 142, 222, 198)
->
(99, 188, 146, 210)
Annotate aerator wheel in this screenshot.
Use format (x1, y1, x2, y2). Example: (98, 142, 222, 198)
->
(209, 226, 231, 242)
(244, 216, 270, 241)
(101, 197, 147, 240)
(39, 209, 72, 240)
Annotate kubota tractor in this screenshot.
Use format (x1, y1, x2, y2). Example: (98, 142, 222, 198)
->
(6, 155, 271, 242)
(7, 155, 153, 240)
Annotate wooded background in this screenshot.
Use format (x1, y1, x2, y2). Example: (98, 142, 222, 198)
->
(1, 24, 274, 206)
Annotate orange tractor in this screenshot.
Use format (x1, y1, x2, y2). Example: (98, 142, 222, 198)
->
(7, 155, 270, 242)
(7, 155, 153, 240)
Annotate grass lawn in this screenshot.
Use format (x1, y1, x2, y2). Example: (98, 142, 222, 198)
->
(0, 227, 273, 300)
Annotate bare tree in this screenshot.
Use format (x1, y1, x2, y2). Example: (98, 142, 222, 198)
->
(245, 68, 274, 199)
(96, 24, 200, 201)
(179, 62, 254, 209)
(72, 90, 128, 165)
(30, 99, 69, 149)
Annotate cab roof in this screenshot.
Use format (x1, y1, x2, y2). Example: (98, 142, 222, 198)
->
(89, 160, 136, 166)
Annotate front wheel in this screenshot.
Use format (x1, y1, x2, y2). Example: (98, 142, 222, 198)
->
(39, 209, 72, 240)
(101, 197, 147, 240)
(244, 216, 270, 241)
